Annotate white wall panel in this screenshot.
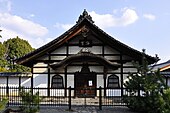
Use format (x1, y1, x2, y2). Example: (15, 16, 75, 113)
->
(21, 77, 31, 87)
(89, 46, 102, 54)
(67, 75, 74, 88)
(97, 75, 104, 88)
(104, 56, 120, 60)
(0, 77, 7, 86)
(69, 46, 82, 54)
(33, 74, 48, 88)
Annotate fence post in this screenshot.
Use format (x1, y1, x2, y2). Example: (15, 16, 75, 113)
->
(99, 86, 102, 110)
(6, 76, 9, 107)
(138, 88, 140, 97)
(69, 86, 71, 110)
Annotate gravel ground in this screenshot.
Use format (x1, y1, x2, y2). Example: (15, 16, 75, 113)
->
(39, 106, 138, 113)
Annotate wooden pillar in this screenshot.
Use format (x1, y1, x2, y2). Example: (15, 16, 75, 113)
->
(6, 76, 9, 95)
(19, 76, 21, 88)
(65, 42, 69, 96)
(64, 67, 67, 97)
(120, 54, 123, 97)
(47, 52, 51, 97)
(166, 77, 168, 86)
(47, 67, 50, 96)
(31, 67, 33, 94)
(103, 67, 107, 96)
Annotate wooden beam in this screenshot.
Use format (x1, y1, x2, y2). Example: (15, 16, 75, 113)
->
(64, 67, 67, 97)
(47, 52, 51, 97)
(120, 54, 123, 97)
(103, 67, 107, 96)
(31, 67, 33, 92)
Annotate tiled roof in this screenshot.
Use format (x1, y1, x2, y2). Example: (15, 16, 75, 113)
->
(15, 10, 158, 67)
(0, 72, 31, 77)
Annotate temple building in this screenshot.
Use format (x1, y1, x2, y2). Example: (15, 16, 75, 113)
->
(14, 10, 157, 97)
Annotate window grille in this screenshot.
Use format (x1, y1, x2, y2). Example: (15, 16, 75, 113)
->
(51, 75, 64, 88)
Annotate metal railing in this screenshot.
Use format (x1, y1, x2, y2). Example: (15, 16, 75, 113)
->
(0, 86, 129, 110)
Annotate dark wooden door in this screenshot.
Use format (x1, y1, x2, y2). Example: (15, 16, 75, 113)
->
(75, 72, 96, 97)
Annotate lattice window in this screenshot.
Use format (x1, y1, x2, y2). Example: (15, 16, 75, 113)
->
(51, 75, 64, 88)
(107, 75, 120, 88)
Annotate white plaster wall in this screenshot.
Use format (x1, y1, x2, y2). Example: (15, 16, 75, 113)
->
(123, 68, 137, 73)
(0, 77, 7, 87)
(67, 75, 74, 88)
(104, 56, 120, 60)
(9, 77, 19, 87)
(34, 63, 48, 67)
(33, 63, 48, 73)
(67, 66, 81, 72)
(33, 74, 48, 88)
(33, 68, 48, 73)
(90, 66, 103, 73)
(51, 56, 66, 60)
(97, 75, 104, 88)
(69, 46, 82, 54)
(88, 46, 102, 54)
(21, 77, 31, 87)
(0, 77, 32, 87)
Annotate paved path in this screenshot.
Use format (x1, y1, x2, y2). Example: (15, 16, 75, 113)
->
(39, 106, 138, 113)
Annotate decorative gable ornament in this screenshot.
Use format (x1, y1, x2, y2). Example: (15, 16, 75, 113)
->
(77, 9, 94, 23)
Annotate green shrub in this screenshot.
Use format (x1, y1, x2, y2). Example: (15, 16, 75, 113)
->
(0, 98, 8, 112)
(19, 87, 41, 113)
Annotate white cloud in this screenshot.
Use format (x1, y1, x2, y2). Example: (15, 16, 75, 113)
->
(55, 8, 139, 30)
(54, 23, 74, 30)
(0, 13, 48, 48)
(143, 14, 156, 20)
(0, 13, 48, 37)
(89, 8, 139, 28)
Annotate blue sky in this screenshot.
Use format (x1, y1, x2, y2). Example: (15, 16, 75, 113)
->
(0, 0, 170, 63)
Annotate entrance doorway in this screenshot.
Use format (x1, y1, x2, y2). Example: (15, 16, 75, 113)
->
(74, 64, 96, 97)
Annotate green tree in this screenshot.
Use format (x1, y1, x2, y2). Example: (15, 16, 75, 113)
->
(1, 36, 34, 72)
(123, 50, 169, 113)
(0, 42, 8, 71)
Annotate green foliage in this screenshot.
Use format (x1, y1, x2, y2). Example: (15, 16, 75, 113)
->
(0, 98, 8, 112)
(0, 36, 34, 72)
(159, 88, 170, 113)
(0, 42, 8, 71)
(19, 87, 41, 113)
(3, 36, 34, 59)
(123, 51, 169, 113)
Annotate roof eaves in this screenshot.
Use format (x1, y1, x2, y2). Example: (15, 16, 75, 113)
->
(16, 20, 85, 66)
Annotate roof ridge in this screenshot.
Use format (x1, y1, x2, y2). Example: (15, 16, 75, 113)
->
(77, 9, 94, 24)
